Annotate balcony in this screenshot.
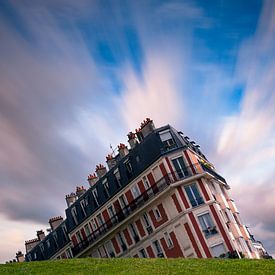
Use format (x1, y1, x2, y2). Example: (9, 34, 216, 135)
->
(201, 163, 227, 184)
(71, 163, 202, 257)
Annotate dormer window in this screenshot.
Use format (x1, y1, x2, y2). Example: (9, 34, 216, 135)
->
(103, 179, 110, 198)
(39, 243, 44, 252)
(71, 206, 78, 225)
(159, 130, 176, 151)
(80, 199, 87, 216)
(114, 168, 121, 188)
(125, 159, 133, 178)
(92, 189, 99, 207)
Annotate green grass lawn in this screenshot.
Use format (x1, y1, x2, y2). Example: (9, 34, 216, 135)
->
(1, 258, 275, 275)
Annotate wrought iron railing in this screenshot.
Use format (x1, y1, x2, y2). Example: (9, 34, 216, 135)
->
(71, 163, 203, 257)
(201, 163, 227, 184)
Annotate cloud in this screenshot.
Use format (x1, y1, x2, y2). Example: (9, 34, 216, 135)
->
(118, 46, 186, 131)
(214, 0, 275, 254)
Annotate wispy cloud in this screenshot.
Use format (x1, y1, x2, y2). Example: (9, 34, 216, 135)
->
(0, 0, 274, 261)
(214, 0, 275, 254)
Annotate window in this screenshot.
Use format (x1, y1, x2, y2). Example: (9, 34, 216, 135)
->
(46, 239, 50, 248)
(184, 183, 204, 207)
(164, 232, 174, 248)
(131, 184, 141, 199)
(143, 176, 150, 190)
(139, 248, 147, 258)
(152, 240, 164, 257)
(198, 213, 218, 238)
(105, 241, 115, 258)
(91, 219, 97, 230)
(76, 231, 83, 243)
(71, 206, 78, 225)
(129, 223, 140, 243)
(125, 160, 133, 178)
(119, 194, 128, 215)
(91, 250, 100, 258)
(211, 243, 226, 257)
(39, 243, 44, 253)
(108, 205, 117, 223)
(92, 189, 99, 207)
(103, 179, 110, 198)
(142, 213, 153, 234)
(66, 248, 73, 259)
(53, 231, 58, 247)
(62, 224, 68, 241)
(33, 252, 37, 260)
(84, 224, 91, 237)
(118, 232, 127, 251)
(97, 214, 105, 230)
(98, 245, 108, 258)
(154, 207, 161, 220)
(159, 130, 176, 151)
(172, 156, 189, 178)
(114, 168, 121, 188)
(80, 199, 87, 216)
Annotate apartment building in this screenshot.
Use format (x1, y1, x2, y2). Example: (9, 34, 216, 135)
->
(24, 118, 263, 261)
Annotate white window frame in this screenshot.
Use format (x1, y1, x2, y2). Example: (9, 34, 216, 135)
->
(92, 189, 99, 206)
(71, 206, 78, 225)
(154, 207, 161, 220)
(80, 199, 87, 216)
(143, 176, 150, 190)
(131, 184, 141, 199)
(164, 232, 174, 248)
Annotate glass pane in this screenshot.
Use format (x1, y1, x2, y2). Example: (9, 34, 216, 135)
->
(184, 186, 197, 207)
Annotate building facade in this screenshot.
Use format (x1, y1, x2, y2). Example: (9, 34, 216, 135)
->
(23, 119, 264, 261)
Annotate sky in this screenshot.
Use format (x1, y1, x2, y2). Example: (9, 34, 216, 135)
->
(0, 0, 275, 262)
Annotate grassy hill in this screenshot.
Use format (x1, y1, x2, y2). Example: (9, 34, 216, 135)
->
(1, 258, 275, 274)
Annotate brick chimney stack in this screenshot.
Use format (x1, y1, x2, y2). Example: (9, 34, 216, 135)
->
(65, 192, 77, 207)
(118, 143, 129, 158)
(87, 173, 98, 187)
(76, 186, 86, 197)
(16, 251, 24, 263)
(49, 216, 63, 231)
(95, 164, 107, 178)
(127, 132, 138, 149)
(36, 230, 45, 241)
(25, 238, 39, 253)
(140, 118, 155, 138)
(106, 154, 117, 170)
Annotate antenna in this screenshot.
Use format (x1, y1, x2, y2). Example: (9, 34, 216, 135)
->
(110, 144, 116, 157)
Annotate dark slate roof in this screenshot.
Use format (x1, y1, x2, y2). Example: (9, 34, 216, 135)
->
(25, 124, 208, 261)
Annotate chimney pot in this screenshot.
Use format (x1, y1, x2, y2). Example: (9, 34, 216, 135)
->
(87, 173, 98, 186)
(95, 164, 107, 178)
(118, 143, 129, 158)
(49, 216, 63, 230)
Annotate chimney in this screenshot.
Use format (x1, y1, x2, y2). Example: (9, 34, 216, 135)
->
(16, 251, 24, 263)
(87, 173, 98, 187)
(118, 143, 129, 158)
(25, 238, 39, 253)
(140, 118, 155, 138)
(49, 216, 63, 231)
(36, 230, 45, 241)
(65, 192, 77, 207)
(127, 132, 138, 149)
(76, 186, 86, 197)
(95, 164, 107, 178)
(106, 154, 117, 170)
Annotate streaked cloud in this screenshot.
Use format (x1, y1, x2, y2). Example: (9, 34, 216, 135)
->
(0, 0, 274, 262)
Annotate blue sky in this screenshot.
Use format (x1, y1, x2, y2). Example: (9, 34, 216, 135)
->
(1, 0, 275, 261)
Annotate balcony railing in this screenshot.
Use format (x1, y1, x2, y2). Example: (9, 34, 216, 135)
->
(201, 163, 227, 184)
(71, 163, 202, 257)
